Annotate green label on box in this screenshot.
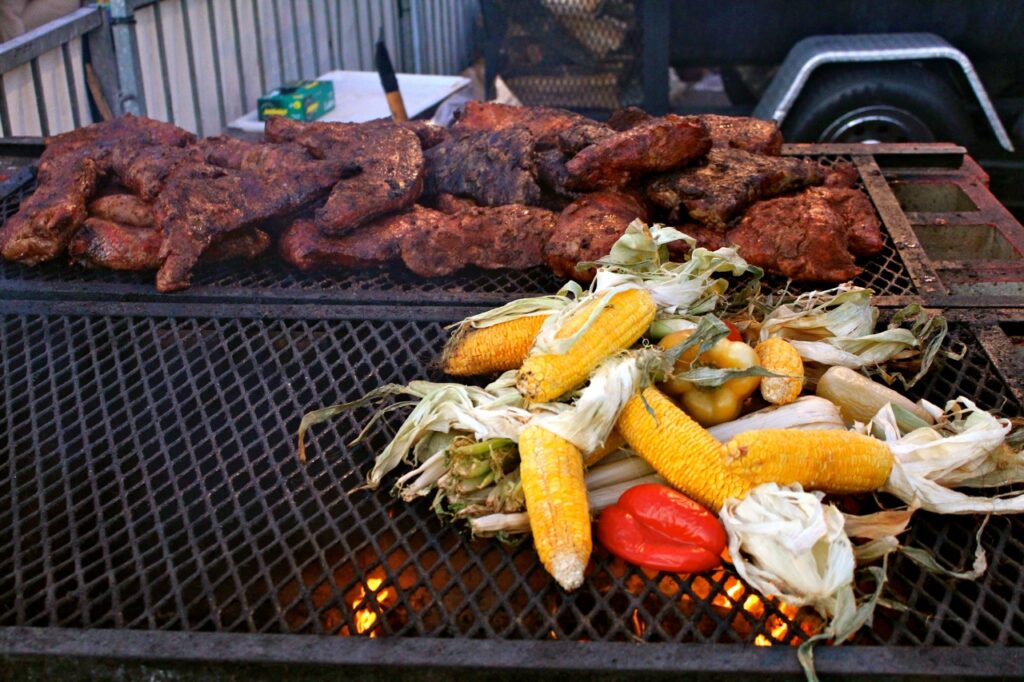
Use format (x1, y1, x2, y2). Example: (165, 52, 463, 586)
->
(258, 80, 335, 122)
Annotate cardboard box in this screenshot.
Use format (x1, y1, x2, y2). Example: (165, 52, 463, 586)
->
(257, 80, 335, 122)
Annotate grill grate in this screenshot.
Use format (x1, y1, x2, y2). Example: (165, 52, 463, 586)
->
(0, 158, 919, 304)
(1, 309, 1020, 647)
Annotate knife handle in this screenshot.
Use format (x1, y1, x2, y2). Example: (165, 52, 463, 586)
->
(386, 91, 408, 122)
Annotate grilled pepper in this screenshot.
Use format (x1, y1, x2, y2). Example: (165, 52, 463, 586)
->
(597, 483, 725, 573)
(658, 330, 761, 426)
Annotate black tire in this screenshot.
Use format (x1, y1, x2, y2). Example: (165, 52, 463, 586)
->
(782, 64, 973, 146)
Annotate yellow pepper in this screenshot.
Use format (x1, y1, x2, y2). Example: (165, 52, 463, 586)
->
(658, 330, 761, 426)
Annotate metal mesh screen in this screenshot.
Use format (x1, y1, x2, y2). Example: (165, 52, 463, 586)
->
(1, 309, 1020, 646)
(482, 0, 643, 111)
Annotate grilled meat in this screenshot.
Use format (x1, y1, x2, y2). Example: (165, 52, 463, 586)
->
(545, 191, 649, 281)
(401, 204, 557, 277)
(88, 193, 153, 227)
(70, 217, 269, 270)
(424, 127, 544, 207)
(264, 116, 424, 235)
(823, 159, 860, 188)
(154, 156, 358, 292)
(565, 115, 711, 190)
(606, 106, 652, 132)
(110, 143, 201, 201)
(279, 207, 434, 271)
(430, 193, 479, 214)
(699, 114, 783, 155)
(646, 147, 827, 230)
(807, 186, 883, 256)
(454, 101, 603, 148)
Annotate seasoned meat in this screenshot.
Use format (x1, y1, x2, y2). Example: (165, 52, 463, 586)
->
(565, 115, 711, 190)
(0, 151, 105, 265)
(430, 193, 478, 214)
(454, 101, 602, 148)
(70, 217, 269, 270)
(264, 116, 424, 235)
(424, 127, 543, 207)
(807, 186, 883, 256)
(401, 204, 557, 277)
(154, 156, 359, 292)
(646, 147, 827, 230)
(823, 159, 860, 188)
(698, 114, 784, 155)
(88, 193, 153, 227)
(279, 207, 435, 271)
(606, 106, 652, 132)
(534, 148, 578, 206)
(725, 193, 862, 282)
(110, 143, 202, 201)
(545, 191, 649, 281)
(397, 120, 449, 150)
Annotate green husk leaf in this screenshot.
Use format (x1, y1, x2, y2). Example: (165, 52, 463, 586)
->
(899, 517, 989, 580)
(670, 364, 783, 390)
(531, 285, 639, 356)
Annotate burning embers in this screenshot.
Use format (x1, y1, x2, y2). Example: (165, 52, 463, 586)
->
(278, 525, 822, 645)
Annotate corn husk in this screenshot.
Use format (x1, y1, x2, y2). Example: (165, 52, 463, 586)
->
(530, 283, 645, 356)
(720, 483, 885, 682)
(443, 282, 582, 350)
(757, 286, 949, 388)
(870, 398, 1024, 514)
(707, 397, 845, 442)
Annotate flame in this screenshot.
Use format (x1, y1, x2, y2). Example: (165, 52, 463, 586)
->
(630, 609, 646, 638)
(352, 576, 393, 637)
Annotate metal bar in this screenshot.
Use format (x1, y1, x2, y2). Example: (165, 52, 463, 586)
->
(324, 0, 338, 69)
(0, 74, 11, 137)
(229, 0, 247, 113)
(178, 0, 205, 135)
(109, 0, 143, 116)
(151, 2, 175, 123)
(334, 0, 344, 70)
(28, 58, 49, 137)
(389, 0, 402, 72)
(206, 0, 228, 132)
(289, 0, 303, 78)
(307, 0, 322, 74)
(409, 0, 423, 74)
(84, 9, 123, 117)
(270, 0, 286, 84)
(639, 0, 670, 115)
(251, 0, 267, 97)
(353, 0, 365, 70)
(0, 7, 101, 74)
(60, 42, 81, 130)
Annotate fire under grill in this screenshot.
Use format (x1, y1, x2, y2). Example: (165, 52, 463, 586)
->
(0, 303, 1022, 668)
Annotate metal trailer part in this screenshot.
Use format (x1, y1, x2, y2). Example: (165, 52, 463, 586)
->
(752, 33, 1016, 153)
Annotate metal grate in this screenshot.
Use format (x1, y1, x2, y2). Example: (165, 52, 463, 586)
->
(1, 308, 1020, 647)
(0, 158, 919, 304)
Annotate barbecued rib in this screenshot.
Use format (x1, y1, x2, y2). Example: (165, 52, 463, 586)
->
(698, 114, 784, 155)
(564, 115, 711, 191)
(154, 156, 359, 292)
(646, 147, 827, 230)
(401, 204, 558, 277)
(545, 191, 650, 282)
(69, 217, 269, 271)
(423, 127, 544, 207)
(453, 101, 606, 150)
(264, 116, 423, 235)
(806, 186, 883, 257)
(88, 193, 154, 227)
(278, 207, 435, 271)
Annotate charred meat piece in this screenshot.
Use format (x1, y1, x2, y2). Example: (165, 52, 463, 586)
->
(88, 193, 153, 227)
(397, 120, 449, 150)
(154, 157, 358, 292)
(606, 106, 652, 132)
(698, 115, 783, 155)
(430, 193, 479, 214)
(110, 143, 202, 201)
(0, 152, 106, 265)
(646, 147, 827, 230)
(565, 115, 711, 190)
(545, 191, 649, 281)
(822, 159, 860, 188)
(264, 117, 423, 235)
(724, 193, 862, 282)
(70, 217, 269, 270)
(806, 186, 883, 256)
(279, 206, 435, 271)
(453, 101, 603, 148)
(38, 114, 195, 177)
(401, 204, 557, 277)
(424, 127, 543, 207)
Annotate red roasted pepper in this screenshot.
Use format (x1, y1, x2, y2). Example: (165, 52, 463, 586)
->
(597, 483, 726, 573)
(724, 320, 744, 343)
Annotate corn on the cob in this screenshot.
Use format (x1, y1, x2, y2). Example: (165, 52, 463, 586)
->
(583, 429, 626, 467)
(441, 315, 547, 376)
(722, 429, 893, 494)
(517, 288, 656, 403)
(518, 424, 592, 590)
(616, 386, 747, 510)
(755, 338, 804, 405)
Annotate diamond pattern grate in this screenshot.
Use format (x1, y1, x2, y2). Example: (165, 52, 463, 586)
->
(1, 311, 1020, 647)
